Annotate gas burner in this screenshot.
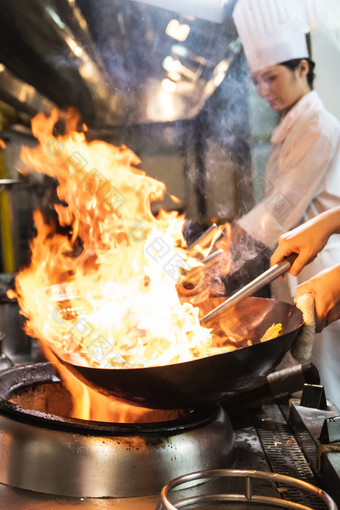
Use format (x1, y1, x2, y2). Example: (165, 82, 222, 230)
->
(0, 362, 234, 498)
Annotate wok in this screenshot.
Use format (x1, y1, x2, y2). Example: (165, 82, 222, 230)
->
(55, 297, 303, 409)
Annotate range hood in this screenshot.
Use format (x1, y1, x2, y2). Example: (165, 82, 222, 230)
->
(0, 0, 239, 128)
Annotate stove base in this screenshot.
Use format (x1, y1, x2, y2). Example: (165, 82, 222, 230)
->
(0, 484, 157, 510)
(0, 363, 234, 498)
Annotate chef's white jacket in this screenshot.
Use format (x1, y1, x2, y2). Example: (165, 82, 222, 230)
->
(237, 91, 340, 249)
(237, 90, 340, 409)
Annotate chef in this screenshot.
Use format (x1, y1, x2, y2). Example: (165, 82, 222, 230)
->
(230, 0, 340, 408)
(271, 205, 340, 332)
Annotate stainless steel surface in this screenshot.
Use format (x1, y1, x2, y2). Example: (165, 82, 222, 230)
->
(288, 398, 340, 504)
(0, 331, 13, 370)
(252, 402, 329, 504)
(156, 469, 338, 510)
(0, 363, 234, 498)
(200, 258, 293, 326)
(0, 179, 22, 188)
(230, 400, 340, 509)
(187, 223, 219, 250)
(179, 249, 226, 285)
(0, 65, 57, 119)
(0, 411, 232, 498)
(0, 0, 240, 126)
(0, 485, 158, 510)
(0, 369, 338, 509)
(202, 248, 226, 266)
(0, 273, 43, 363)
(0, 299, 33, 362)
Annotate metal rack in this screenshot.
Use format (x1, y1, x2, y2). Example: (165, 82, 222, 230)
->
(156, 469, 338, 510)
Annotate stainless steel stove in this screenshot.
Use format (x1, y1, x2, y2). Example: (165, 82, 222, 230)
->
(0, 359, 339, 510)
(0, 362, 234, 508)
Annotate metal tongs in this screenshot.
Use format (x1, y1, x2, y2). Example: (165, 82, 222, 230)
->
(200, 254, 296, 326)
(0, 179, 25, 192)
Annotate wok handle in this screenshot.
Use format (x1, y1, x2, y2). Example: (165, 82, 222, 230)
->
(222, 362, 320, 409)
(200, 254, 297, 326)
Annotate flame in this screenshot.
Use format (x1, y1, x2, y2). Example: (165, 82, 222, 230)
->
(11, 109, 235, 419)
(43, 343, 184, 423)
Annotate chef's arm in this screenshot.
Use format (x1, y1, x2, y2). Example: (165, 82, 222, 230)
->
(295, 264, 340, 332)
(271, 206, 340, 276)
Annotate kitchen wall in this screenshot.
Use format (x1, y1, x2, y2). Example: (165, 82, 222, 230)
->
(312, 28, 340, 120)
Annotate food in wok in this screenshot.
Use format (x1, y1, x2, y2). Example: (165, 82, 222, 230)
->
(53, 297, 303, 409)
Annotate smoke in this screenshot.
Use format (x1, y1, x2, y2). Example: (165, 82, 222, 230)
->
(203, 251, 232, 297)
(223, 227, 271, 296)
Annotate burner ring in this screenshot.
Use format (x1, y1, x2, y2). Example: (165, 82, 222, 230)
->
(0, 362, 220, 434)
(0, 362, 234, 498)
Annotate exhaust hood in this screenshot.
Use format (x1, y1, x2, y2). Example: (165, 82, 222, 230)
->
(0, 0, 239, 128)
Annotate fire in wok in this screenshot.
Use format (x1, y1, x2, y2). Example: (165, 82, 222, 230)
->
(9, 110, 302, 411)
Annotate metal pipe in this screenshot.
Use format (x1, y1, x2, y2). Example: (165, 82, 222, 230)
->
(200, 255, 295, 326)
(187, 223, 219, 250)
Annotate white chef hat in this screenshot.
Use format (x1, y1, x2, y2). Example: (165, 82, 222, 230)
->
(232, 0, 309, 73)
(304, 0, 340, 31)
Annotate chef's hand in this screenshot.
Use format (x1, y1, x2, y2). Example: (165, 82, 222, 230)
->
(271, 207, 340, 276)
(295, 264, 340, 332)
(271, 222, 330, 276)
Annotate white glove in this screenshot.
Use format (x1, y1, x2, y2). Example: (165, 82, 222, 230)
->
(291, 293, 316, 363)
